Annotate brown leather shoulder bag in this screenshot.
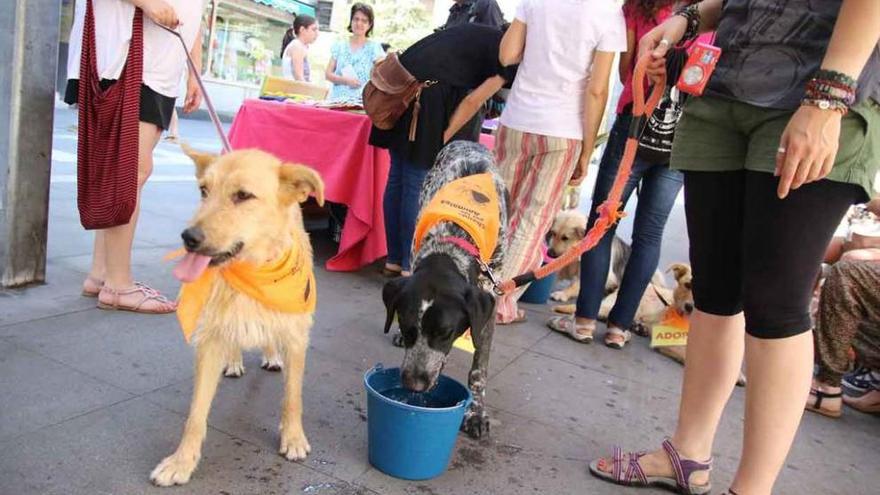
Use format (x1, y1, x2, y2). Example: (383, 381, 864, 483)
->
(362, 52, 434, 141)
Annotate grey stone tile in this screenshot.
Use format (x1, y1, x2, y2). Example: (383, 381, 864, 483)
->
(142, 348, 374, 484)
(1, 308, 192, 395)
(530, 320, 689, 394)
(0, 264, 95, 328)
(0, 396, 373, 495)
(354, 408, 643, 495)
(0, 339, 133, 442)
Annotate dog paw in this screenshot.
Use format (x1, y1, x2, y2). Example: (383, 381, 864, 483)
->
(279, 431, 311, 461)
(551, 304, 576, 315)
(150, 451, 199, 487)
(461, 411, 490, 439)
(261, 355, 283, 372)
(224, 361, 245, 378)
(550, 290, 569, 302)
(391, 332, 404, 348)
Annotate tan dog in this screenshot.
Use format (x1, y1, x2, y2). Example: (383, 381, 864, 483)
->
(651, 266, 746, 386)
(150, 147, 324, 487)
(601, 263, 693, 335)
(548, 210, 670, 322)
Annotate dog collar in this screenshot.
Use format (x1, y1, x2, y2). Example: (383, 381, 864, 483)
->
(438, 236, 503, 294)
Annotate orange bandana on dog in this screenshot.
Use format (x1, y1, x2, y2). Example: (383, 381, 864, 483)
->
(175, 249, 316, 342)
(412, 173, 500, 263)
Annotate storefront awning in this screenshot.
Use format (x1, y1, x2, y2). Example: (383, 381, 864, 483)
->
(251, 0, 316, 17)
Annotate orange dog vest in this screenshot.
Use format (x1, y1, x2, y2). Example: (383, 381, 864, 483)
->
(176, 249, 316, 342)
(412, 173, 500, 263)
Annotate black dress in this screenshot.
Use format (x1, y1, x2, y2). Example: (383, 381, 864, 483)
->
(369, 24, 516, 169)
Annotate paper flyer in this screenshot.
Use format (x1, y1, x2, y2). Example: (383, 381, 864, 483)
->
(650, 307, 690, 347)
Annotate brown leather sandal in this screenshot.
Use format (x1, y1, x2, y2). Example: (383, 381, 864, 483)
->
(97, 283, 176, 314)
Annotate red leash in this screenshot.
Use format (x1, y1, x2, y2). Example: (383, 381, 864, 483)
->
(497, 54, 666, 295)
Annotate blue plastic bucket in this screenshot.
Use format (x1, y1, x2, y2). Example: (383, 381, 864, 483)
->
(364, 365, 472, 480)
(519, 271, 558, 304)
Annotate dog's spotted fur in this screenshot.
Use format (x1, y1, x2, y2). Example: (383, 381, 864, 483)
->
(412, 142, 509, 291)
(384, 141, 508, 438)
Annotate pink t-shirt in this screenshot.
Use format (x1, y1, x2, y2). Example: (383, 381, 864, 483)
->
(616, 4, 673, 114)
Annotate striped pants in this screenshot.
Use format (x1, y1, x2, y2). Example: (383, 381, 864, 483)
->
(494, 125, 582, 324)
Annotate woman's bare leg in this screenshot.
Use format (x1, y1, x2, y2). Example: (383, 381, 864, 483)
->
(95, 122, 174, 312)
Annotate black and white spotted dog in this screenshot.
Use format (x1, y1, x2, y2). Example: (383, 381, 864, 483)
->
(382, 141, 508, 438)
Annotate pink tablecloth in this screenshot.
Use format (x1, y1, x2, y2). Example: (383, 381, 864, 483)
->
(228, 99, 390, 272)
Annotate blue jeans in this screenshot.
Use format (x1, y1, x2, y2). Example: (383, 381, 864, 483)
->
(576, 113, 684, 328)
(383, 152, 429, 272)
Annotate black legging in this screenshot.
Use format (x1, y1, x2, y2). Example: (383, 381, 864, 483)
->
(684, 170, 864, 339)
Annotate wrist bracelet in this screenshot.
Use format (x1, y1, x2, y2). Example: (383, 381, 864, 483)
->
(801, 69, 858, 115)
(674, 2, 701, 44)
(801, 98, 848, 115)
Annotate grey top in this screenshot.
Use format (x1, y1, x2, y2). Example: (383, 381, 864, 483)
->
(707, 0, 880, 110)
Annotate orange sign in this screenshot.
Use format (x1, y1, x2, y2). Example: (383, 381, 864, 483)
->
(651, 307, 690, 347)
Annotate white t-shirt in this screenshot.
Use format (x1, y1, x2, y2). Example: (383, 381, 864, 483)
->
(66, 0, 206, 98)
(500, 0, 627, 140)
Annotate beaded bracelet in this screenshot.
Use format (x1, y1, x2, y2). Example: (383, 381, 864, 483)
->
(674, 2, 701, 45)
(801, 69, 858, 115)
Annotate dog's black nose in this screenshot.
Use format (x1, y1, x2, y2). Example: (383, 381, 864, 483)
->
(181, 227, 205, 251)
(684, 302, 695, 314)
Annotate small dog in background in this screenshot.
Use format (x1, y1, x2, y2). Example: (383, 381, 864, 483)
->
(546, 209, 630, 304)
(651, 265, 745, 386)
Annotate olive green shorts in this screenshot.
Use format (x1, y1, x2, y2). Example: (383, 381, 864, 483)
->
(671, 95, 880, 200)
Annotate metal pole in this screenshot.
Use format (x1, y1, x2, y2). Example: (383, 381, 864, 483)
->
(0, 0, 60, 287)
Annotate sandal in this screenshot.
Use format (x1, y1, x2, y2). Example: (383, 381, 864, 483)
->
(97, 283, 177, 314)
(497, 309, 528, 325)
(546, 316, 594, 343)
(805, 388, 843, 418)
(605, 327, 632, 350)
(81, 276, 104, 298)
(588, 438, 713, 494)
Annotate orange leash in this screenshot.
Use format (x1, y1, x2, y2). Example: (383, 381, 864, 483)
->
(497, 54, 667, 295)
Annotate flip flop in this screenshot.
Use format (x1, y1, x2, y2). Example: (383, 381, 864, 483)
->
(589, 439, 713, 495)
(546, 316, 594, 343)
(805, 388, 842, 418)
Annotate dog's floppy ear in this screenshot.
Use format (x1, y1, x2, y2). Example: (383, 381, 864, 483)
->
(382, 277, 408, 334)
(667, 263, 691, 282)
(181, 143, 217, 179)
(575, 226, 587, 239)
(279, 164, 325, 206)
(464, 287, 496, 335)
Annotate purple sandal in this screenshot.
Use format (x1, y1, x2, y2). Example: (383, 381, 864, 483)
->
(588, 439, 712, 494)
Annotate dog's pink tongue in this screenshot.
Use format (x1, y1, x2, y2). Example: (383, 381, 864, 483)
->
(173, 253, 212, 283)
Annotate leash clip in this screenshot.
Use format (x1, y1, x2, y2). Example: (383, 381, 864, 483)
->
(477, 258, 505, 296)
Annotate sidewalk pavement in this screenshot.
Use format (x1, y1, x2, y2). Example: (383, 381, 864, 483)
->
(0, 108, 877, 495)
